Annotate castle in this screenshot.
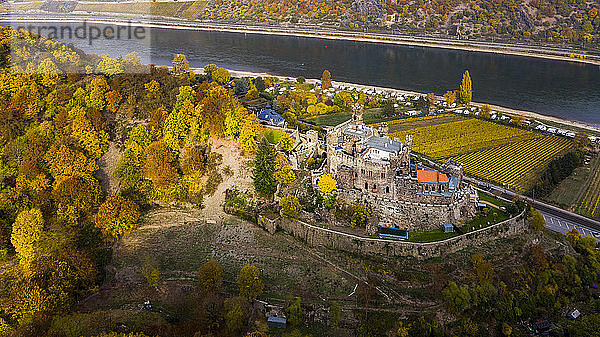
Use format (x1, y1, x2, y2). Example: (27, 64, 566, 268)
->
(325, 105, 476, 231)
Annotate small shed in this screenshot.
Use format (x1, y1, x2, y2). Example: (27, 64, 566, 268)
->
(443, 224, 454, 233)
(379, 226, 408, 240)
(568, 309, 580, 320)
(267, 316, 287, 329)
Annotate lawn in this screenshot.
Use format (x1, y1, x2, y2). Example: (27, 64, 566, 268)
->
(302, 107, 411, 126)
(262, 128, 288, 144)
(462, 208, 509, 233)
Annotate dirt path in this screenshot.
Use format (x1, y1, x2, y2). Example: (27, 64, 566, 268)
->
(201, 138, 254, 221)
(96, 141, 121, 197)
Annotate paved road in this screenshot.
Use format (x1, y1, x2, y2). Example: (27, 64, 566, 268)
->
(468, 177, 600, 239)
(542, 211, 600, 241)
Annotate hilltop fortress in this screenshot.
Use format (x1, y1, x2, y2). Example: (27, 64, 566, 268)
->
(324, 105, 476, 231)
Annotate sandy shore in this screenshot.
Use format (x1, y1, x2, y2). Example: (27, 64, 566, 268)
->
(194, 68, 600, 135)
(3, 15, 600, 66)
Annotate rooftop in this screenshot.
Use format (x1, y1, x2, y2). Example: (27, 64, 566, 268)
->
(364, 136, 402, 154)
(417, 169, 449, 183)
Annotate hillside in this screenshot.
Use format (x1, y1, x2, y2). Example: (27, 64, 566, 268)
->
(5, 0, 600, 50)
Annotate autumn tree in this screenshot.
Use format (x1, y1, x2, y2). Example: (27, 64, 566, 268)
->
(274, 154, 295, 185)
(213, 67, 231, 84)
(481, 104, 492, 119)
(105, 89, 122, 113)
(443, 91, 456, 105)
(11, 208, 44, 269)
(95, 195, 140, 239)
(253, 137, 276, 197)
(278, 132, 295, 152)
(237, 264, 264, 300)
(280, 194, 301, 219)
(471, 252, 494, 284)
(172, 54, 189, 74)
(459, 70, 472, 104)
(143, 141, 178, 190)
(198, 259, 224, 296)
(52, 174, 102, 219)
(318, 174, 337, 194)
(321, 70, 332, 89)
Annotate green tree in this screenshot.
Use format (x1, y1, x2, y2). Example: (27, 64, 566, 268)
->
(459, 70, 472, 104)
(237, 265, 264, 300)
(198, 259, 223, 296)
(330, 301, 341, 329)
(142, 262, 160, 287)
(443, 281, 471, 313)
(253, 137, 276, 197)
(225, 296, 247, 333)
(528, 208, 546, 231)
(502, 322, 512, 336)
(286, 297, 303, 327)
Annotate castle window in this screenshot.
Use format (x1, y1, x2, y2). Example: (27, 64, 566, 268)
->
(386, 186, 390, 194)
(365, 182, 368, 190)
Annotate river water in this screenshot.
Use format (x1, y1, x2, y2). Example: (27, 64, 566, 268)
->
(9, 21, 600, 126)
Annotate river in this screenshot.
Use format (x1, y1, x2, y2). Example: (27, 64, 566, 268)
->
(8, 21, 600, 126)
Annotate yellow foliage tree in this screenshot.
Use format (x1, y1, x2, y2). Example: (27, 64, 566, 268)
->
(95, 195, 140, 239)
(318, 174, 337, 194)
(11, 208, 44, 269)
(278, 132, 295, 152)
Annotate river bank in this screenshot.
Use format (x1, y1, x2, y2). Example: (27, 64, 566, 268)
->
(3, 14, 600, 67)
(199, 67, 600, 136)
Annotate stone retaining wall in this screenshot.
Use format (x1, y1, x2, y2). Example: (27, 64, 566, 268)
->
(260, 210, 527, 259)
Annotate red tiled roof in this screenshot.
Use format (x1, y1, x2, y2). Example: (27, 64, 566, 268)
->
(417, 170, 449, 183)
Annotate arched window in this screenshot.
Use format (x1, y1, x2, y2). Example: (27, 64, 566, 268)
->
(386, 186, 390, 194)
(365, 182, 368, 190)
(373, 184, 377, 191)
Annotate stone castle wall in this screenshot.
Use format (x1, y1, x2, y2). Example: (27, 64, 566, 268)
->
(338, 188, 475, 231)
(260, 209, 527, 260)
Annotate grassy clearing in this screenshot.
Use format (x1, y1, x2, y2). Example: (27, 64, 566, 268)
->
(262, 128, 287, 144)
(303, 107, 411, 126)
(109, 209, 355, 307)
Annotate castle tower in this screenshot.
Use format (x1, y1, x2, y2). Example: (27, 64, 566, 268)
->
(379, 122, 389, 138)
(404, 135, 413, 152)
(352, 104, 364, 125)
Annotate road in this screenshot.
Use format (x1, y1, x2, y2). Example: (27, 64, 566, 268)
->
(468, 177, 600, 240)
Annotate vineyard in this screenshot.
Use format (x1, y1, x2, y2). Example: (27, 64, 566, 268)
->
(577, 163, 600, 219)
(389, 119, 541, 159)
(452, 136, 573, 191)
